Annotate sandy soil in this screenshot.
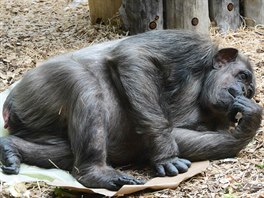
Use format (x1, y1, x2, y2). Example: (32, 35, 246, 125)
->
(0, 0, 263, 197)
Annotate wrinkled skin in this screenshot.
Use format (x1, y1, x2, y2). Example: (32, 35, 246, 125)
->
(0, 30, 262, 190)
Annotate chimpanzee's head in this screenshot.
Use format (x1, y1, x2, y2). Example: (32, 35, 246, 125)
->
(200, 48, 256, 114)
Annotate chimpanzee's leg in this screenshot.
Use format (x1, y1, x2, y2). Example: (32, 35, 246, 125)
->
(1, 94, 73, 173)
(0, 135, 73, 174)
(67, 70, 143, 190)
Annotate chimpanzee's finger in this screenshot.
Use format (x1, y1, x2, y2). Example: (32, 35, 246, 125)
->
(178, 158, 191, 167)
(164, 163, 179, 176)
(1, 165, 20, 175)
(155, 164, 165, 177)
(172, 160, 189, 173)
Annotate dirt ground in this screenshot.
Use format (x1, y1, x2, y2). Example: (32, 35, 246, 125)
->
(0, 0, 263, 197)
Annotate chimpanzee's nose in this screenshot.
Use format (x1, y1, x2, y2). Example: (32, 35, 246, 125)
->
(228, 87, 244, 98)
(242, 87, 246, 97)
(228, 87, 237, 97)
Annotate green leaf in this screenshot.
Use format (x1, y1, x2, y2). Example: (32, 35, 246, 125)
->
(255, 164, 264, 169)
(20, 173, 55, 182)
(224, 194, 236, 198)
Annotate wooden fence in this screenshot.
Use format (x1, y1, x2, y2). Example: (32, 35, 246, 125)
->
(89, 0, 264, 35)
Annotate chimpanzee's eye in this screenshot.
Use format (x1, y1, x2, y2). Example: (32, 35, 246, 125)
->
(239, 72, 248, 80)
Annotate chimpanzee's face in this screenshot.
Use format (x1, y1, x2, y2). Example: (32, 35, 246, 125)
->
(201, 48, 255, 113)
(226, 59, 255, 99)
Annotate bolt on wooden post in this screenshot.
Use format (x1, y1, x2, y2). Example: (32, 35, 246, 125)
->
(119, 0, 164, 35)
(164, 0, 210, 34)
(209, 0, 241, 32)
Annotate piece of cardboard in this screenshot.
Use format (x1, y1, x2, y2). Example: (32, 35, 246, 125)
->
(0, 161, 209, 196)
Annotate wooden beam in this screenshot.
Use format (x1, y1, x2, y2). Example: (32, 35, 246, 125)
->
(209, 0, 241, 32)
(244, 0, 264, 25)
(89, 0, 122, 24)
(164, 0, 210, 34)
(119, 0, 163, 35)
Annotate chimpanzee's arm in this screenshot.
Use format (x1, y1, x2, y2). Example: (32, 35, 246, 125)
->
(109, 54, 170, 134)
(107, 49, 191, 176)
(174, 97, 262, 161)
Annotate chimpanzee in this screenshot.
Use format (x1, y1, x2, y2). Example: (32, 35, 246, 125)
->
(0, 30, 262, 190)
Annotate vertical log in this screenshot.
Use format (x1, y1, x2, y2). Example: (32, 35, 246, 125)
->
(243, 0, 264, 25)
(164, 0, 210, 34)
(89, 0, 122, 24)
(119, 0, 163, 35)
(209, 0, 241, 32)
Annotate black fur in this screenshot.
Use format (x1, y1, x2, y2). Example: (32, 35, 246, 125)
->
(0, 30, 262, 190)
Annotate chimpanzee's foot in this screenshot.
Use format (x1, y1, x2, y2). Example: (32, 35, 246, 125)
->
(73, 165, 145, 191)
(154, 157, 191, 177)
(0, 137, 21, 174)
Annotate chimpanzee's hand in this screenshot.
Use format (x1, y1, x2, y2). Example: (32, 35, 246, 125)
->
(154, 157, 191, 177)
(228, 96, 262, 122)
(228, 96, 262, 139)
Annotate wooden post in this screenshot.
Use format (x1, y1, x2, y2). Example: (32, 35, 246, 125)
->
(209, 0, 241, 32)
(243, 0, 264, 25)
(119, 0, 163, 35)
(164, 0, 210, 34)
(89, 0, 122, 24)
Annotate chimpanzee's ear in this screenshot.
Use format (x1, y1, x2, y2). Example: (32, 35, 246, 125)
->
(213, 48, 238, 69)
